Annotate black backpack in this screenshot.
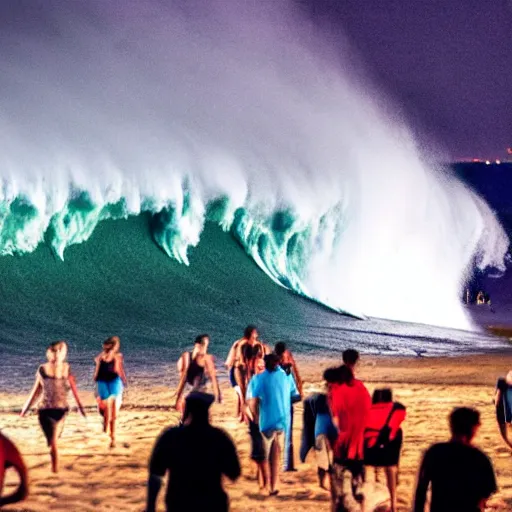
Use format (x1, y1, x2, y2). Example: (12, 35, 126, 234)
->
(364, 403, 399, 466)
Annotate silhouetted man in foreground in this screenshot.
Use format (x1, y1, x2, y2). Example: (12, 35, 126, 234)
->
(146, 392, 241, 512)
(414, 407, 497, 512)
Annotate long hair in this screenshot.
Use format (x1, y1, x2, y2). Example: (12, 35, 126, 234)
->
(103, 336, 120, 354)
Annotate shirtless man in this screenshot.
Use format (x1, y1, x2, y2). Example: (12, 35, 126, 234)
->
(0, 432, 28, 507)
(225, 326, 270, 420)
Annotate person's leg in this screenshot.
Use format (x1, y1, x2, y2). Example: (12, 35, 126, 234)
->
(329, 463, 348, 512)
(108, 396, 117, 447)
(284, 405, 295, 471)
(385, 466, 398, 512)
(51, 419, 66, 473)
(269, 436, 281, 495)
(315, 434, 330, 489)
(258, 462, 269, 491)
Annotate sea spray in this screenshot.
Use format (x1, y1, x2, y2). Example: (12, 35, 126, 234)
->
(0, 0, 508, 329)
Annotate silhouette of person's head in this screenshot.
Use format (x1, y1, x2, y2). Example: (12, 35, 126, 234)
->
(274, 342, 286, 360)
(264, 353, 280, 372)
(342, 349, 360, 371)
(244, 325, 258, 342)
(450, 407, 480, 444)
(194, 334, 210, 354)
(323, 364, 354, 385)
(372, 388, 393, 404)
(183, 392, 215, 425)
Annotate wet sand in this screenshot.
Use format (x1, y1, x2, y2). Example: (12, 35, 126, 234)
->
(1, 353, 512, 511)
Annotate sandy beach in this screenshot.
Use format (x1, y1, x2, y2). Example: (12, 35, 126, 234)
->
(1, 353, 512, 511)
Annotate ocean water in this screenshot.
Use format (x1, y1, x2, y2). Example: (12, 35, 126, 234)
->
(0, 2, 510, 393)
(0, 201, 509, 394)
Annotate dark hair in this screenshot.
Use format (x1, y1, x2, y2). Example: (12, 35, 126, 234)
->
(194, 334, 209, 345)
(48, 340, 67, 352)
(275, 342, 286, 356)
(253, 344, 263, 358)
(323, 364, 354, 385)
(342, 349, 360, 366)
(264, 353, 280, 372)
(244, 325, 258, 340)
(372, 388, 393, 404)
(242, 343, 254, 361)
(449, 407, 480, 438)
(183, 393, 214, 424)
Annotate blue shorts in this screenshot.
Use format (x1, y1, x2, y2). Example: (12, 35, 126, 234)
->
(97, 377, 124, 400)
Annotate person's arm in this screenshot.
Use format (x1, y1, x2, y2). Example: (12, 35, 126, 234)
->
(221, 432, 241, 482)
(68, 367, 86, 417)
(174, 353, 189, 409)
(289, 372, 301, 403)
(146, 474, 163, 512)
(494, 387, 502, 406)
(146, 431, 169, 512)
(93, 355, 101, 381)
(20, 370, 42, 417)
(0, 434, 29, 506)
(413, 450, 431, 512)
(117, 354, 128, 387)
(206, 355, 222, 403)
(247, 397, 259, 425)
(225, 340, 240, 367)
(288, 351, 303, 397)
(477, 454, 498, 511)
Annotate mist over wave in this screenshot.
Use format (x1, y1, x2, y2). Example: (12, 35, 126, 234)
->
(0, 0, 508, 329)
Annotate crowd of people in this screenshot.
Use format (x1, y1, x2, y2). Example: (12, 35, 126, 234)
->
(0, 326, 509, 511)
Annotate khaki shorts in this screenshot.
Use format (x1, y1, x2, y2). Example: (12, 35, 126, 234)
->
(261, 429, 284, 461)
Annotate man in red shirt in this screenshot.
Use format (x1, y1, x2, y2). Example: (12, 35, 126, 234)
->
(326, 352, 371, 512)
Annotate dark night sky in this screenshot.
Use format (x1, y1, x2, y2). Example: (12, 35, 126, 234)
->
(302, 0, 511, 159)
(1, 0, 510, 160)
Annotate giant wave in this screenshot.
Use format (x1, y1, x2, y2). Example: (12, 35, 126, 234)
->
(0, 0, 509, 331)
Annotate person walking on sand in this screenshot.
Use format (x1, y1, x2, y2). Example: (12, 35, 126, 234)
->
(275, 341, 303, 472)
(364, 388, 406, 512)
(0, 432, 28, 507)
(21, 341, 86, 473)
(327, 363, 371, 512)
(414, 407, 497, 512)
(174, 334, 221, 412)
(146, 392, 241, 512)
(494, 370, 512, 449)
(225, 326, 270, 420)
(246, 353, 300, 496)
(94, 336, 127, 448)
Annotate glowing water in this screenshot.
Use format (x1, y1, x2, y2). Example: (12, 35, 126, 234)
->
(0, 0, 508, 329)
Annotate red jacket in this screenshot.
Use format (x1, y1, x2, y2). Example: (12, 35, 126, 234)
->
(328, 379, 371, 461)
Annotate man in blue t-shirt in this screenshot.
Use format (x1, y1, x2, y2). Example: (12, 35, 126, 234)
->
(246, 353, 299, 495)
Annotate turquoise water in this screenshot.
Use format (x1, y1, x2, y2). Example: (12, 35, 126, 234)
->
(0, 213, 507, 393)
